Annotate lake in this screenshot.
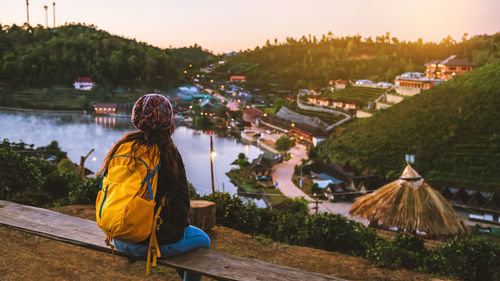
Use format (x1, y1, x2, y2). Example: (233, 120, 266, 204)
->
(0, 103, 264, 205)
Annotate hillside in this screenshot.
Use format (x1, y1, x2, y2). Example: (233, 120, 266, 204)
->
(0, 24, 215, 88)
(220, 33, 499, 91)
(327, 60, 500, 191)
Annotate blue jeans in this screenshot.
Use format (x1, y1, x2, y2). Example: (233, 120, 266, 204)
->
(114, 225, 211, 281)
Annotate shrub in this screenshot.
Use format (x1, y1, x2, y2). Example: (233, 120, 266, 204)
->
(366, 233, 426, 269)
(68, 176, 101, 204)
(425, 236, 500, 281)
(306, 213, 377, 255)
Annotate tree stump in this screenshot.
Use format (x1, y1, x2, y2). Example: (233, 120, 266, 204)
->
(190, 200, 216, 232)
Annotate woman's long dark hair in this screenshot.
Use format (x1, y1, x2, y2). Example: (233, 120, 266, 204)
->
(99, 126, 179, 181)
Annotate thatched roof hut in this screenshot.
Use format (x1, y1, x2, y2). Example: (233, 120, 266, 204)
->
(349, 165, 467, 236)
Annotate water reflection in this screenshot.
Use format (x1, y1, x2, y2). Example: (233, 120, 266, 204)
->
(95, 116, 116, 129)
(0, 108, 266, 207)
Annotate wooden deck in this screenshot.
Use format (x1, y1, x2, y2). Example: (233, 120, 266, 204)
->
(0, 200, 345, 281)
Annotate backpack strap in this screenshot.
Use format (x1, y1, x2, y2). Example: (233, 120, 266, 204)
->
(141, 162, 161, 200)
(146, 196, 166, 275)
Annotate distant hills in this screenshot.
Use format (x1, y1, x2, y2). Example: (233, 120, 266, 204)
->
(327, 60, 500, 191)
(0, 24, 215, 88)
(221, 32, 500, 91)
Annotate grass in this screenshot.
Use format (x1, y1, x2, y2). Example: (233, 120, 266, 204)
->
(1, 88, 94, 110)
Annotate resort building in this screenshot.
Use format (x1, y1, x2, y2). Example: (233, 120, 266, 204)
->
(307, 96, 358, 110)
(425, 55, 474, 80)
(394, 72, 442, 96)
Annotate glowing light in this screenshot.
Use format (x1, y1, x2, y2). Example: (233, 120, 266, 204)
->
(246, 105, 249, 109)
(291, 123, 295, 127)
(211, 151, 217, 158)
(189, 64, 192, 68)
(210, 79, 214, 83)
(232, 93, 236, 96)
(92, 157, 97, 162)
(183, 70, 187, 74)
(196, 74, 200, 78)
(263, 113, 267, 117)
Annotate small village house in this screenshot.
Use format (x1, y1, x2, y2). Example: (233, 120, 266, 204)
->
(290, 122, 328, 146)
(94, 103, 117, 115)
(251, 151, 281, 179)
(330, 79, 348, 90)
(425, 55, 474, 80)
(74, 77, 95, 91)
(230, 75, 246, 83)
(199, 100, 216, 117)
(242, 107, 264, 125)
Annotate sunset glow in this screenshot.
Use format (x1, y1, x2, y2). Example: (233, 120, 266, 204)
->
(2, 0, 500, 53)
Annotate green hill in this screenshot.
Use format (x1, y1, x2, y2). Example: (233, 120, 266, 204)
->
(326, 60, 500, 191)
(221, 33, 499, 91)
(0, 24, 215, 88)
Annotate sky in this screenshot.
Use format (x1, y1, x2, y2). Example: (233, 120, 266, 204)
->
(1, 0, 500, 54)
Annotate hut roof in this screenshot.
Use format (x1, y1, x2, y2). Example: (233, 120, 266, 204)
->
(349, 165, 467, 236)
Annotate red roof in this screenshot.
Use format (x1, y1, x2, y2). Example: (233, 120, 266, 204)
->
(75, 77, 94, 83)
(94, 103, 117, 109)
(230, 75, 246, 80)
(243, 107, 264, 119)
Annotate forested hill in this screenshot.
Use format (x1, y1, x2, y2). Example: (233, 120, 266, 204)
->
(223, 32, 499, 91)
(0, 24, 215, 88)
(327, 60, 500, 192)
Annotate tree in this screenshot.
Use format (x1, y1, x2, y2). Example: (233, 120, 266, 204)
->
(275, 136, 295, 155)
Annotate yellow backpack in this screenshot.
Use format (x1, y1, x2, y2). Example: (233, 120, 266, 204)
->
(95, 141, 163, 275)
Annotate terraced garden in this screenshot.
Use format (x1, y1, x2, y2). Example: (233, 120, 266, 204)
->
(321, 86, 385, 107)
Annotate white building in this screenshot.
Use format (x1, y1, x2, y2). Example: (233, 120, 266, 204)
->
(74, 77, 95, 91)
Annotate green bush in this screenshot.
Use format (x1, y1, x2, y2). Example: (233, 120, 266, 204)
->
(204, 192, 376, 255)
(366, 233, 426, 269)
(68, 176, 101, 205)
(306, 214, 377, 255)
(0, 140, 88, 206)
(425, 236, 500, 281)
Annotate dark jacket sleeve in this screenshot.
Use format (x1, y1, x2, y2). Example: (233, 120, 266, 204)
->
(154, 148, 191, 245)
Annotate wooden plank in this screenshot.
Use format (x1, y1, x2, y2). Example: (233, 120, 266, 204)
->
(0, 200, 345, 281)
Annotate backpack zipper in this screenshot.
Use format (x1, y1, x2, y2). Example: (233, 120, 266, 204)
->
(99, 184, 109, 219)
